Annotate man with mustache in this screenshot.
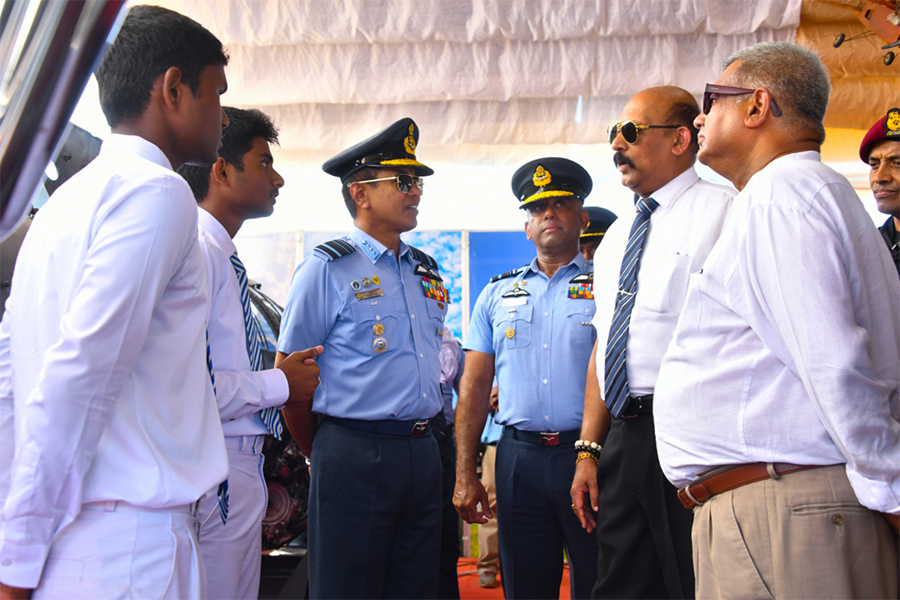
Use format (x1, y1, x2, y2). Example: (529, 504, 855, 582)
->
(455, 157, 599, 599)
(655, 42, 899, 598)
(178, 106, 323, 600)
(859, 107, 900, 278)
(570, 87, 734, 599)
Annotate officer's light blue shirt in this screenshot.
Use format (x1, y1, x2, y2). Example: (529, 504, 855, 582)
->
(278, 227, 447, 421)
(464, 253, 596, 432)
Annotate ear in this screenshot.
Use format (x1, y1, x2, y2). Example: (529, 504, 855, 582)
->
(579, 208, 589, 231)
(161, 66, 185, 111)
(210, 157, 228, 186)
(743, 89, 773, 130)
(524, 219, 533, 241)
(671, 126, 693, 157)
(348, 181, 369, 211)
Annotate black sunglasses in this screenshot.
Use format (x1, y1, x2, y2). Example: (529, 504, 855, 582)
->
(354, 173, 425, 193)
(607, 120, 680, 145)
(702, 84, 782, 116)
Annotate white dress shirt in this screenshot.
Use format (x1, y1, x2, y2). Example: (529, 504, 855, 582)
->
(0, 135, 229, 588)
(198, 208, 288, 437)
(592, 167, 735, 394)
(655, 151, 900, 514)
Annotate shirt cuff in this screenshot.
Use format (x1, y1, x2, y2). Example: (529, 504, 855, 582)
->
(0, 539, 51, 589)
(262, 368, 290, 408)
(846, 467, 900, 514)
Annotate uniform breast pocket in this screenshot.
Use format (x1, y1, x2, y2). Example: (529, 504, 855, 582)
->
(350, 299, 399, 355)
(639, 252, 693, 315)
(497, 305, 533, 349)
(425, 299, 448, 348)
(566, 301, 596, 345)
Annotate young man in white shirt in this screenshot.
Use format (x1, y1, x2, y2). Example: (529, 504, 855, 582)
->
(178, 107, 322, 600)
(0, 6, 232, 599)
(655, 41, 899, 598)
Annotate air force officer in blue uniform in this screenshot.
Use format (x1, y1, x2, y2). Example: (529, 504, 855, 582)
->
(276, 118, 448, 599)
(454, 158, 600, 599)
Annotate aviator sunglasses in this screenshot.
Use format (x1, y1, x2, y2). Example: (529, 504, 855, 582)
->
(607, 120, 679, 145)
(354, 173, 425, 193)
(702, 84, 782, 116)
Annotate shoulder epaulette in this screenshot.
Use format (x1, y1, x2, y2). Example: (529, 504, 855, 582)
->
(490, 265, 528, 283)
(314, 238, 356, 261)
(409, 245, 438, 270)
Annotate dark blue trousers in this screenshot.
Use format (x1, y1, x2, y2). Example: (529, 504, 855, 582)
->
(308, 419, 442, 599)
(495, 429, 599, 599)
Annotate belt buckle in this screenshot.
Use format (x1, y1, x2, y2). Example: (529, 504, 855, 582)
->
(539, 432, 560, 446)
(411, 420, 429, 437)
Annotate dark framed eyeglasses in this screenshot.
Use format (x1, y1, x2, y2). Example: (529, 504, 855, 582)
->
(607, 120, 680, 145)
(702, 84, 782, 117)
(354, 173, 425, 193)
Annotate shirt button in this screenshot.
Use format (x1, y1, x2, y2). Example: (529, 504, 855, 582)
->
(388, 250, 394, 256)
(422, 393, 427, 398)
(832, 514, 843, 525)
(542, 378, 548, 384)
(543, 343, 548, 349)
(411, 314, 416, 319)
(375, 314, 381, 320)
(419, 353, 424, 358)
(544, 312, 549, 317)
(549, 283, 554, 287)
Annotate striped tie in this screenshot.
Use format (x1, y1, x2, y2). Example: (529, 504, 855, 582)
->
(230, 252, 284, 440)
(604, 196, 659, 419)
(205, 331, 228, 524)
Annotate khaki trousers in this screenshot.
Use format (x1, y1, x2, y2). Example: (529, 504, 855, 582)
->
(692, 464, 898, 599)
(477, 443, 499, 575)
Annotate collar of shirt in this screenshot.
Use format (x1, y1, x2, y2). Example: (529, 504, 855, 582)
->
(197, 208, 237, 256)
(101, 134, 173, 171)
(348, 226, 411, 265)
(522, 251, 588, 281)
(639, 166, 701, 212)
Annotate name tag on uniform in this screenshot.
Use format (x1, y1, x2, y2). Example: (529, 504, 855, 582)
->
(502, 297, 527, 307)
(355, 288, 384, 301)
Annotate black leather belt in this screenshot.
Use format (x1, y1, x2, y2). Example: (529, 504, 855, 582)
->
(619, 394, 653, 419)
(504, 427, 580, 446)
(324, 415, 433, 437)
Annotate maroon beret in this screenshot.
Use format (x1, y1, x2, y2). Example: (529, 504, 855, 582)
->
(859, 107, 900, 162)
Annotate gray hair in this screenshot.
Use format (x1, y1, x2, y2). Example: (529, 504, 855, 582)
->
(723, 42, 830, 144)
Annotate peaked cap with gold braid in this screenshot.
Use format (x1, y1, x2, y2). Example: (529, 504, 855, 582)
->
(581, 206, 618, 240)
(323, 117, 433, 182)
(511, 157, 592, 208)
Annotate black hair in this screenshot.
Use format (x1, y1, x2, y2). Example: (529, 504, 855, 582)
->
(178, 106, 279, 202)
(96, 5, 228, 128)
(341, 167, 380, 218)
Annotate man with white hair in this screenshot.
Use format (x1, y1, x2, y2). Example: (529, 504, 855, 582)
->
(655, 42, 899, 598)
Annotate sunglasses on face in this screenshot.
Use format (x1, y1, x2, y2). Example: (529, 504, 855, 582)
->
(702, 84, 782, 117)
(607, 120, 680, 145)
(354, 173, 425, 193)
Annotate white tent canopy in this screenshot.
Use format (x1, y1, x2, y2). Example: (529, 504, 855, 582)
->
(69, 0, 809, 236)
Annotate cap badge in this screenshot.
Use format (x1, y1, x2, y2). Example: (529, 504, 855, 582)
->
(887, 108, 900, 136)
(532, 165, 551, 187)
(404, 123, 417, 154)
